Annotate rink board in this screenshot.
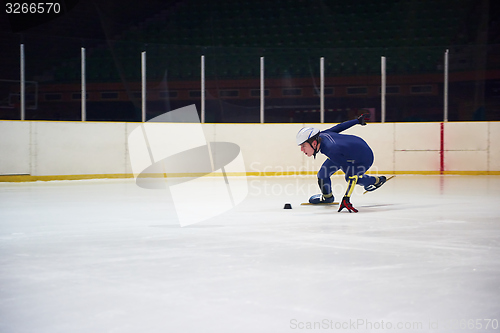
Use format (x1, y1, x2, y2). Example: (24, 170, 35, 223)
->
(0, 120, 499, 180)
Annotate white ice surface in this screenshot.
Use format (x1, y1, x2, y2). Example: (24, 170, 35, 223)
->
(1, 175, 500, 333)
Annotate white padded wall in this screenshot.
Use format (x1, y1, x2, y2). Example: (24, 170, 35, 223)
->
(31, 121, 127, 176)
(489, 122, 500, 172)
(444, 122, 488, 172)
(394, 123, 441, 172)
(0, 121, 30, 175)
(0, 120, 499, 178)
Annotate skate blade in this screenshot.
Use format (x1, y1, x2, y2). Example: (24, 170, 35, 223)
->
(301, 202, 339, 205)
(363, 175, 395, 194)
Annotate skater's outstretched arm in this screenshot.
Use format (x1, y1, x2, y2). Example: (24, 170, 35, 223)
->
(323, 113, 369, 134)
(322, 119, 360, 134)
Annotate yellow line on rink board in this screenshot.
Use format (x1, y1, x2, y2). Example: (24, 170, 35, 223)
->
(0, 171, 499, 182)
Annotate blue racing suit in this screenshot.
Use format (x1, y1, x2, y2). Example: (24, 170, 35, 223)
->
(317, 119, 377, 194)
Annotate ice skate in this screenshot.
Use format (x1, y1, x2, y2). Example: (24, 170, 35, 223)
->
(363, 176, 387, 192)
(308, 193, 335, 204)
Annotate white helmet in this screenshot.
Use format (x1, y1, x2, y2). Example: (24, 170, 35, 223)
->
(296, 127, 320, 145)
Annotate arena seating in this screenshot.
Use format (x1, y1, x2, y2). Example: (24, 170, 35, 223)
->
(50, 0, 475, 83)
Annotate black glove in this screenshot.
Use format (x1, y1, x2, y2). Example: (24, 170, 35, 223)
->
(338, 196, 358, 213)
(357, 113, 370, 126)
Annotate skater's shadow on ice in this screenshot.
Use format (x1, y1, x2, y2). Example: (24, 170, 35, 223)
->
(357, 203, 438, 213)
(310, 203, 403, 213)
(149, 224, 225, 228)
(360, 204, 398, 209)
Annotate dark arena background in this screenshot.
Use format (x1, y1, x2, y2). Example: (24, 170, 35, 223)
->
(1, 0, 500, 123)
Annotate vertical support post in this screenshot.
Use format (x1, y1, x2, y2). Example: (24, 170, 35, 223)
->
(201, 55, 205, 123)
(320, 57, 325, 123)
(381, 56, 386, 123)
(444, 49, 449, 122)
(81, 47, 86, 121)
(20, 43, 25, 121)
(141, 51, 146, 122)
(260, 56, 264, 124)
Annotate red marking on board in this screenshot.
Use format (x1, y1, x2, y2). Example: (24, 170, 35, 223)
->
(440, 122, 444, 175)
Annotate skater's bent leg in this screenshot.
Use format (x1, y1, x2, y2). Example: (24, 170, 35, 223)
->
(308, 160, 338, 203)
(317, 159, 339, 195)
(318, 178, 332, 195)
(338, 175, 359, 213)
(344, 175, 358, 197)
(344, 164, 377, 187)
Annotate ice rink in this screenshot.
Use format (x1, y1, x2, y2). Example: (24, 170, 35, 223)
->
(1, 175, 500, 333)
